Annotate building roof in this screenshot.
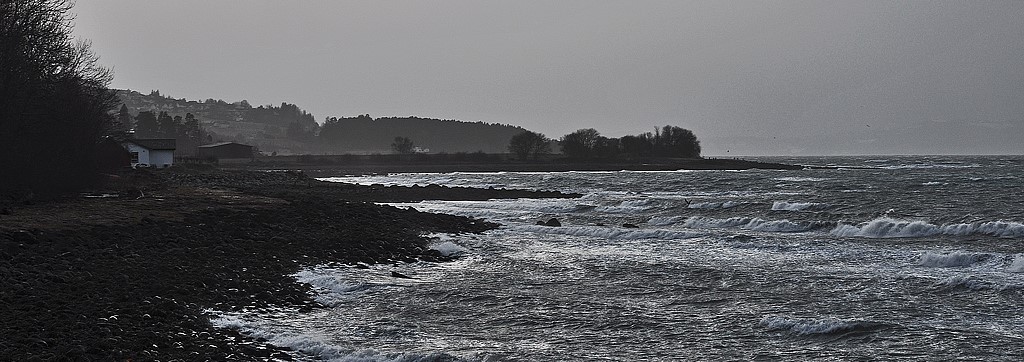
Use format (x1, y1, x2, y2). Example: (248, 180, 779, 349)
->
(126, 138, 176, 150)
(198, 142, 251, 148)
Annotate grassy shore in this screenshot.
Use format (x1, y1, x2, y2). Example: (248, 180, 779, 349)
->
(0, 167, 577, 360)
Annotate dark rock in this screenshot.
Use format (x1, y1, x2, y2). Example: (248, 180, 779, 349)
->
(622, 223, 639, 229)
(537, 218, 561, 227)
(391, 271, 414, 279)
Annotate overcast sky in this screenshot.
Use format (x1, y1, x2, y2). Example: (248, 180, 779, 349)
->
(72, 1, 1024, 155)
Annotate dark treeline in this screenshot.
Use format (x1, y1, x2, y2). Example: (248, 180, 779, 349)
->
(559, 126, 701, 159)
(1, 0, 119, 195)
(319, 115, 527, 153)
(126, 107, 212, 156)
(117, 89, 321, 154)
(508, 126, 702, 160)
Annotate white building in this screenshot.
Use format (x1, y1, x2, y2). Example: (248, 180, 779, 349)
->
(122, 139, 176, 168)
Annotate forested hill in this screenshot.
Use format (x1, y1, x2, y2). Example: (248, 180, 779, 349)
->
(116, 89, 533, 154)
(319, 115, 528, 154)
(115, 89, 320, 154)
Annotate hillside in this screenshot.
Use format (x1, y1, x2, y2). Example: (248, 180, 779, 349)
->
(318, 115, 528, 154)
(115, 90, 531, 155)
(115, 90, 320, 155)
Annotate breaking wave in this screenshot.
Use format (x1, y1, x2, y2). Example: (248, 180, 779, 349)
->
(647, 216, 683, 226)
(919, 251, 991, 267)
(683, 216, 819, 232)
(688, 201, 744, 209)
(293, 270, 374, 307)
(430, 241, 470, 257)
(831, 218, 1024, 238)
(760, 316, 886, 336)
(595, 199, 660, 213)
(212, 315, 473, 362)
(771, 201, 828, 212)
(1009, 255, 1024, 273)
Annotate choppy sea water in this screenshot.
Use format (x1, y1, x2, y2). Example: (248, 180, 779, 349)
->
(214, 156, 1024, 361)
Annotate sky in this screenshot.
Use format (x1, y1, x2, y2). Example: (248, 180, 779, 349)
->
(72, 1, 1024, 156)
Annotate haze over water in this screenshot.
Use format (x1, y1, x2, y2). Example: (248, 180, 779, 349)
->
(215, 156, 1024, 361)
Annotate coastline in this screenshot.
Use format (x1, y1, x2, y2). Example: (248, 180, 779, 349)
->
(229, 156, 805, 177)
(0, 168, 576, 360)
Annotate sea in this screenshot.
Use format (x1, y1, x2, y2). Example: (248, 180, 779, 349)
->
(214, 156, 1024, 361)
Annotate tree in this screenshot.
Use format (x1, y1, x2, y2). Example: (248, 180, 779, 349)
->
(114, 104, 133, 131)
(508, 131, 552, 160)
(620, 134, 653, 158)
(1, 0, 119, 194)
(134, 111, 159, 137)
(654, 125, 701, 158)
(559, 128, 601, 158)
(391, 136, 415, 154)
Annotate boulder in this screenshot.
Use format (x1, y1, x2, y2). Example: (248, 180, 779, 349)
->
(537, 218, 561, 227)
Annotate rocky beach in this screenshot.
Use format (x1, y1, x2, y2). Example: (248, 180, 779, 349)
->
(0, 167, 577, 360)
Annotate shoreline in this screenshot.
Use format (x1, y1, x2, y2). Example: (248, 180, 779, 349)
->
(230, 157, 806, 177)
(0, 167, 576, 360)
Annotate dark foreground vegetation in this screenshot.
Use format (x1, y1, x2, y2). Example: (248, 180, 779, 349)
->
(0, 167, 578, 360)
(0, 0, 120, 195)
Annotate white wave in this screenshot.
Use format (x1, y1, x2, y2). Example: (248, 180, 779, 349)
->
(511, 224, 700, 240)
(774, 177, 829, 182)
(831, 218, 940, 238)
(595, 199, 659, 213)
(683, 216, 815, 232)
(964, 221, 1024, 238)
(688, 200, 743, 209)
(760, 316, 868, 335)
(293, 270, 374, 307)
(1009, 255, 1024, 273)
(647, 216, 682, 226)
(430, 241, 469, 257)
(212, 314, 467, 362)
(832, 218, 1024, 239)
(771, 201, 827, 211)
(919, 251, 990, 267)
(921, 181, 946, 186)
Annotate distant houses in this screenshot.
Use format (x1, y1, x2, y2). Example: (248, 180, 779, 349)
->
(121, 138, 176, 168)
(197, 142, 254, 160)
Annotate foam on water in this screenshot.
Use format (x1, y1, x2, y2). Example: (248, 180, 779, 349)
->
(1009, 255, 1024, 273)
(682, 216, 818, 232)
(774, 177, 830, 182)
(647, 216, 682, 226)
(771, 201, 828, 212)
(212, 315, 471, 362)
(832, 218, 1024, 239)
(430, 241, 470, 257)
(919, 251, 991, 268)
(688, 200, 744, 209)
(589, 198, 663, 214)
(510, 224, 700, 240)
(293, 269, 375, 307)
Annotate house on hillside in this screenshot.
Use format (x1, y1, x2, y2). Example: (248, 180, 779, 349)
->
(122, 139, 176, 168)
(197, 142, 254, 160)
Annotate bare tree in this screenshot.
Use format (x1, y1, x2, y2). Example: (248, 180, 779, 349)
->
(1, 0, 119, 194)
(391, 136, 415, 154)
